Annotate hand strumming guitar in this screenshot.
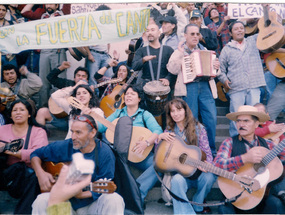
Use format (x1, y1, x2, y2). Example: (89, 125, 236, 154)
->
(241, 147, 263, 164)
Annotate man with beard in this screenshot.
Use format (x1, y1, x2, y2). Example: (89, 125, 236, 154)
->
(38, 4, 67, 108)
(31, 114, 125, 215)
(214, 105, 285, 214)
(132, 23, 176, 89)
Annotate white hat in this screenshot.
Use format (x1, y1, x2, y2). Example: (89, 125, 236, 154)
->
(226, 105, 270, 123)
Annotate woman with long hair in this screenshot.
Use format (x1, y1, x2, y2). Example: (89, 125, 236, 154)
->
(94, 60, 133, 99)
(158, 98, 216, 214)
(0, 99, 48, 214)
(51, 80, 104, 139)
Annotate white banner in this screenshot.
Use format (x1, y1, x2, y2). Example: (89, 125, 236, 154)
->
(228, 4, 285, 19)
(0, 7, 150, 54)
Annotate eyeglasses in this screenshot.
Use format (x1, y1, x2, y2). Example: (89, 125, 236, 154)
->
(189, 32, 200, 36)
(73, 115, 97, 130)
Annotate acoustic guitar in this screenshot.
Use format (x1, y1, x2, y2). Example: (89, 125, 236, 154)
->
(240, 18, 259, 35)
(256, 5, 285, 53)
(263, 127, 285, 144)
(68, 96, 153, 163)
(48, 78, 122, 118)
(100, 70, 140, 117)
(42, 161, 117, 194)
(218, 139, 285, 210)
(0, 87, 16, 112)
(216, 81, 229, 102)
(126, 38, 143, 67)
(154, 136, 260, 192)
(265, 52, 285, 78)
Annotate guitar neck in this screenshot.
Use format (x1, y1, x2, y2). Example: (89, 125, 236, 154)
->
(185, 157, 237, 181)
(117, 70, 139, 96)
(263, 5, 271, 27)
(89, 112, 115, 132)
(262, 139, 285, 166)
(268, 128, 285, 142)
(94, 78, 121, 89)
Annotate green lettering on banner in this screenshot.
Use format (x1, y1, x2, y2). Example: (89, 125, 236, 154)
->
(88, 14, 101, 39)
(116, 12, 126, 37)
(47, 22, 59, 44)
(67, 17, 80, 42)
(36, 23, 47, 45)
(77, 16, 88, 41)
(59, 18, 69, 43)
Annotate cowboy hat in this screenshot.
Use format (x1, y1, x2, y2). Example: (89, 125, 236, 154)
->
(226, 105, 270, 123)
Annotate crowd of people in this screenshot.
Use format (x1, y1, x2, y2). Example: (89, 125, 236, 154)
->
(0, 2, 285, 215)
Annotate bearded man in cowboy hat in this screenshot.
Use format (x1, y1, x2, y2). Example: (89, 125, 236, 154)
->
(214, 105, 285, 214)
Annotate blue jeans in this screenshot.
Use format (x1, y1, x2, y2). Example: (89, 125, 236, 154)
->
(39, 49, 66, 107)
(228, 88, 261, 137)
(171, 172, 217, 214)
(267, 82, 285, 120)
(86, 50, 113, 86)
(129, 152, 158, 201)
(183, 81, 217, 153)
(264, 71, 281, 103)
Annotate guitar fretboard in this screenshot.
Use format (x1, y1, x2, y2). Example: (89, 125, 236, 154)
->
(262, 139, 285, 166)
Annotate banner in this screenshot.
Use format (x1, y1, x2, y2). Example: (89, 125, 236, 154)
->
(0, 7, 150, 54)
(228, 4, 285, 19)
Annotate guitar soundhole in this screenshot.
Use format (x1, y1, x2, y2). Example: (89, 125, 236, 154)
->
(179, 153, 187, 164)
(253, 163, 266, 174)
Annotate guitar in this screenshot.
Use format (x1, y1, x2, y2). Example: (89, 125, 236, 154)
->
(126, 38, 143, 67)
(256, 5, 285, 53)
(265, 52, 285, 78)
(42, 161, 117, 194)
(48, 78, 122, 118)
(263, 127, 285, 144)
(0, 139, 24, 153)
(154, 136, 260, 192)
(218, 139, 285, 210)
(240, 18, 259, 35)
(0, 87, 16, 112)
(216, 81, 229, 102)
(100, 70, 140, 117)
(68, 96, 153, 163)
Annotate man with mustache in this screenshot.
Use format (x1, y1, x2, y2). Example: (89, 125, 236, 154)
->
(132, 23, 176, 90)
(214, 105, 285, 214)
(31, 114, 124, 215)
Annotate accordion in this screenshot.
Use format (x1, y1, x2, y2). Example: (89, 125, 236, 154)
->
(182, 50, 217, 84)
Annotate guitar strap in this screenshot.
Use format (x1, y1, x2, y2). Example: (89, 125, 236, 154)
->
(24, 125, 32, 150)
(154, 169, 242, 207)
(146, 45, 163, 81)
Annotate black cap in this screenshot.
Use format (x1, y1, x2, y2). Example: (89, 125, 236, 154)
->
(159, 16, 177, 25)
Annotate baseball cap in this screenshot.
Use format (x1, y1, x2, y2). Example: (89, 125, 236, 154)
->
(159, 16, 177, 25)
(189, 9, 202, 19)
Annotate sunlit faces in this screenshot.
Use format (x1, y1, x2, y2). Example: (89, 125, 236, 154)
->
(71, 121, 94, 150)
(3, 69, 17, 85)
(0, 5, 7, 20)
(230, 22, 245, 42)
(74, 71, 88, 84)
(146, 24, 160, 42)
(161, 22, 175, 36)
(11, 102, 30, 125)
(236, 115, 259, 138)
(184, 25, 200, 49)
(45, 4, 58, 14)
(75, 87, 92, 106)
(170, 104, 186, 124)
(124, 87, 141, 107)
(117, 65, 128, 82)
(189, 17, 202, 28)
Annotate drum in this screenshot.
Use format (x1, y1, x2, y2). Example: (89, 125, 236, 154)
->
(143, 81, 170, 116)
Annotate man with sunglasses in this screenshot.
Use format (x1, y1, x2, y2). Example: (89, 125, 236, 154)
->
(167, 23, 220, 159)
(30, 114, 124, 215)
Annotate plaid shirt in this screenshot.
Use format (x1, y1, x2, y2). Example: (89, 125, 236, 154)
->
(207, 12, 230, 55)
(96, 76, 122, 100)
(214, 136, 285, 172)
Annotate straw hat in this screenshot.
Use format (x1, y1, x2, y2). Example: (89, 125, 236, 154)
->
(226, 105, 270, 123)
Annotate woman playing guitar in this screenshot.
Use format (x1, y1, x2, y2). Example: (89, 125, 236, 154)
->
(97, 84, 163, 203)
(157, 98, 216, 214)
